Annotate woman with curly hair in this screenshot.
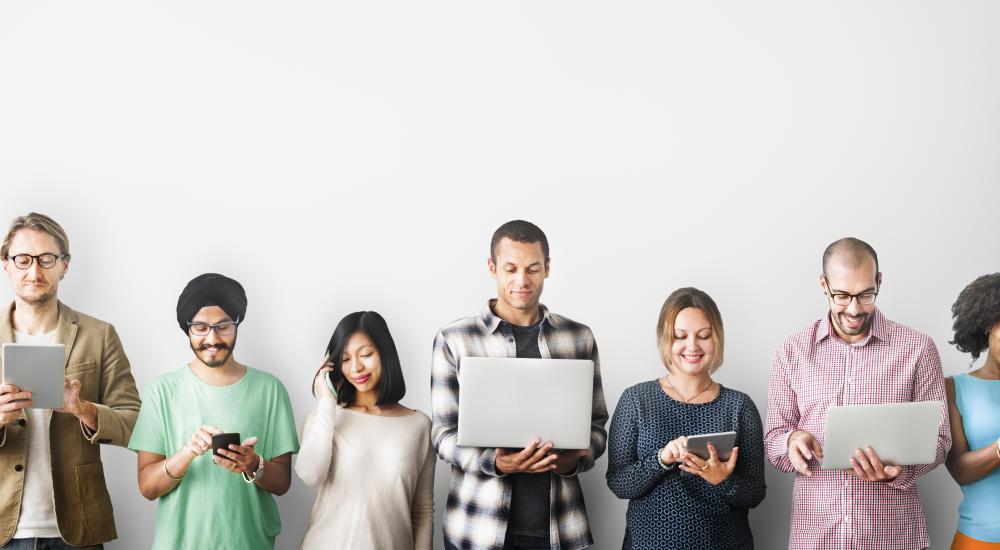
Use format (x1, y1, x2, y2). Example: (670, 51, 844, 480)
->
(945, 273, 1000, 549)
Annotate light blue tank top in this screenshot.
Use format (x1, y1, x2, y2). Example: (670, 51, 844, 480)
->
(954, 372, 1000, 542)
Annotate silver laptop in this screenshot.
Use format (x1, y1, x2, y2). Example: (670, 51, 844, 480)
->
(821, 401, 942, 470)
(457, 357, 594, 449)
(2, 343, 66, 409)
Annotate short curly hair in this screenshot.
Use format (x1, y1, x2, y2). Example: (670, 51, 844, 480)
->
(950, 273, 1000, 361)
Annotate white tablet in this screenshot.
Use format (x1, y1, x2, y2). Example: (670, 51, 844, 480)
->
(821, 401, 942, 470)
(2, 343, 66, 409)
(457, 357, 594, 449)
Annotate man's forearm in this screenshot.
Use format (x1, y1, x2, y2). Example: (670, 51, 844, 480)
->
(254, 458, 292, 495)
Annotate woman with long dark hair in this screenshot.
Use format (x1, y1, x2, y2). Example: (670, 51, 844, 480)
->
(295, 311, 434, 550)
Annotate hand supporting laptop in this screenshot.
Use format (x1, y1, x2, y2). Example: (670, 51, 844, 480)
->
(787, 430, 900, 481)
(846, 446, 902, 481)
(494, 439, 588, 475)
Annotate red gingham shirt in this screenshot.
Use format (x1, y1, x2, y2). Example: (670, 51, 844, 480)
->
(764, 308, 951, 550)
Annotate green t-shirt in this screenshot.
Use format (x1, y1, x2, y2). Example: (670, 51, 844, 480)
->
(128, 366, 300, 550)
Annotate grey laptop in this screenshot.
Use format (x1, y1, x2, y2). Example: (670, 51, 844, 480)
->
(457, 357, 594, 449)
(2, 343, 66, 409)
(821, 401, 942, 470)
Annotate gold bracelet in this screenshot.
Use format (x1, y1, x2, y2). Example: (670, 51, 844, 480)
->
(996, 437, 999, 460)
(163, 459, 185, 480)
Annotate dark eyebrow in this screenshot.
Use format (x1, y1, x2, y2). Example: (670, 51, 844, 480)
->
(828, 286, 877, 294)
(503, 261, 544, 268)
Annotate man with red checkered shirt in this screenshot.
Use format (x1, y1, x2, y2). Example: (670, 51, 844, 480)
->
(764, 237, 951, 550)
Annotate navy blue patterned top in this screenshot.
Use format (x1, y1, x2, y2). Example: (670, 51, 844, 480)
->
(606, 381, 766, 550)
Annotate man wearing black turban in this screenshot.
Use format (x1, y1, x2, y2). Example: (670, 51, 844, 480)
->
(128, 273, 300, 549)
(175, 273, 247, 335)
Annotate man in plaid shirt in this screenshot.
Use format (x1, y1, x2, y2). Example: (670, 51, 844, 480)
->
(431, 220, 608, 550)
(764, 237, 951, 550)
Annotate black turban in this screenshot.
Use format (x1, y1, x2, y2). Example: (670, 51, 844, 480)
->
(176, 273, 248, 333)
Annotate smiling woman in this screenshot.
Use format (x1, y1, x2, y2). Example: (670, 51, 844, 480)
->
(295, 311, 434, 550)
(944, 273, 1000, 549)
(606, 287, 766, 550)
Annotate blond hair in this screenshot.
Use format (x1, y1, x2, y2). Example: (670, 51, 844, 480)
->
(656, 287, 725, 372)
(1, 212, 71, 260)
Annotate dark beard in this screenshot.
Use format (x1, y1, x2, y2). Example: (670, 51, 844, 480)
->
(190, 343, 232, 368)
(833, 311, 872, 337)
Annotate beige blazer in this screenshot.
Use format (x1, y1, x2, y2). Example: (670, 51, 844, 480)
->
(0, 301, 140, 546)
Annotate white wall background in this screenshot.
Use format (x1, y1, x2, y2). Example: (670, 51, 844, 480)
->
(1, 2, 998, 548)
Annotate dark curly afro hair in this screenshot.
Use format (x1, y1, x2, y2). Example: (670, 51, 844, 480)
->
(950, 273, 1000, 362)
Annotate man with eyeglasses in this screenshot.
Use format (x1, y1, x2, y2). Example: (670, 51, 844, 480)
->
(764, 237, 950, 550)
(0, 212, 141, 549)
(128, 273, 298, 550)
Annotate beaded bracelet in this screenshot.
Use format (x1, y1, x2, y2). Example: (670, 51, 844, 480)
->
(657, 449, 677, 471)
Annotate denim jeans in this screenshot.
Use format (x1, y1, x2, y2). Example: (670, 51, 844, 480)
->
(0, 538, 103, 550)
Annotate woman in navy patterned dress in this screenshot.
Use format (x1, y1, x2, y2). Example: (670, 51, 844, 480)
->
(606, 287, 766, 550)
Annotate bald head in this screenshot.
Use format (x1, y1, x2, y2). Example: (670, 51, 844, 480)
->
(822, 237, 879, 278)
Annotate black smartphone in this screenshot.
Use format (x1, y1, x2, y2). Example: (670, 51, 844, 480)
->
(211, 433, 241, 457)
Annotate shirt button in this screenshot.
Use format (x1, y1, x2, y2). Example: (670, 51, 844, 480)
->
(14, 464, 23, 472)
(17, 419, 26, 426)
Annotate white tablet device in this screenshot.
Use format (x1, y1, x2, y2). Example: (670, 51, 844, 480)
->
(821, 401, 942, 470)
(685, 431, 737, 461)
(457, 357, 594, 449)
(1, 343, 65, 409)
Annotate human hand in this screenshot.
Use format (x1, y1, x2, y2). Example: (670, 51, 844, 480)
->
(185, 425, 223, 457)
(552, 449, 589, 474)
(846, 446, 901, 482)
(55, 378, 101, 431)
(0, 384, 32, 427)
(659, 435, 688, 465)
(495, 439, 559, 474)
(214, 436, 260, 475)
(313, 360, 337, 402)
(680, 443, 739, 485)
(787, 430, 824, 476)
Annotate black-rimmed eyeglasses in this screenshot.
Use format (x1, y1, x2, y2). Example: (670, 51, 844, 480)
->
(7, 253, 68, 270)
(823, 277, 879, 306)
(187, 321, 239, 337)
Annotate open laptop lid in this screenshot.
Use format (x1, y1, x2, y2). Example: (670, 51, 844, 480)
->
(821, 401, 942, 470)
(457, 357, 594, 449)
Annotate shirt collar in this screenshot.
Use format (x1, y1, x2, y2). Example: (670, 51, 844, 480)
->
(815, 307, 889, 345)
(480, 299, 553, 334)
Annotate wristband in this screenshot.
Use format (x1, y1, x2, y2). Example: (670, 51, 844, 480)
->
(996, 437, 999, 460)
(657, 449, 677, 471)
(242, 453, 265, 483)
(163, 459, 185, 480)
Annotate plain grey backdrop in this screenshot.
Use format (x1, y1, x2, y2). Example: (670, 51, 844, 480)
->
(1, 2, 998, 548)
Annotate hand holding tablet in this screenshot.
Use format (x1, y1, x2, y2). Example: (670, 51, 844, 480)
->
(0, 383, 33, 427)
(671, 431, 740, 486)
